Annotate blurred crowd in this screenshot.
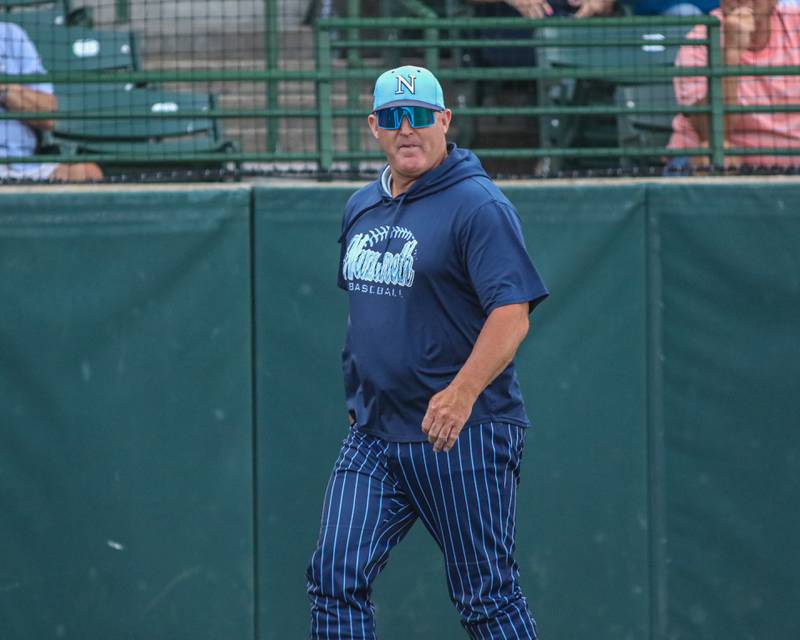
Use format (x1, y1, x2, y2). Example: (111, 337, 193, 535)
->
(2, 0, 799, 180)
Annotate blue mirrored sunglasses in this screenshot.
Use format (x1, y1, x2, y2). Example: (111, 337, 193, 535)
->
(375, 106, 441, 130)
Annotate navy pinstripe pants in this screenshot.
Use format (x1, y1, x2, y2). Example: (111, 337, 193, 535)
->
(307, 422, 538, 639)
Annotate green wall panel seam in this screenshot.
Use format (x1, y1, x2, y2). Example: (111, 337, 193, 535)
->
(645, 184, 667, 640)
(249, 187, 260, 640)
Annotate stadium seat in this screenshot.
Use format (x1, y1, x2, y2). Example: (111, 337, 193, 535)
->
(67, 134, 239, 175)
(538, 24, 687, 77)
(615, 83, 677, 169)
(1, 4, 91, 28)
(53, 85, 217, 140)
(47, 85, 237, 172)
(536, 24, 690, 172)
(19, 24, 137, 73)
(72, 137, 236, 157)
(0, 0, 58, 9)
(2, 6, 65, 27)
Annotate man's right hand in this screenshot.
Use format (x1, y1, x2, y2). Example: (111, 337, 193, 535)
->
(724, 6, 756, 56)
(508, 0, 554, 18)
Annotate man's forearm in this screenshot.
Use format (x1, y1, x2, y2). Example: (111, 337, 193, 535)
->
(0, 84, 56, 130)
(451, 302, 530, 399)
(688, 57, 744, 145)
(720, 47, 747, 139)
(687, 18, 754, 147)
(421, 302, 531, 451)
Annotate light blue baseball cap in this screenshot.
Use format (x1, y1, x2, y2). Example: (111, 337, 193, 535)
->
(372, 65, 446, 112)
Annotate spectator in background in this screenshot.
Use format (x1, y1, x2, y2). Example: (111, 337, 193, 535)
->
(466, 0, 618, 67)
(668, 0, 800, 169)
(0, 22, 102, 181)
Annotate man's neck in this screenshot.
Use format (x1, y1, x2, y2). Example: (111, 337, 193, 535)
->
(390, 172, 417, 198)
(387, 146, 449, 198)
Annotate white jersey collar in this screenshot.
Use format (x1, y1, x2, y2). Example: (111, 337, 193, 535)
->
(380, 166, 392, 197)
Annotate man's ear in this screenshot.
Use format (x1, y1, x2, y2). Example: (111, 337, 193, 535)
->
(439, 109, 452, 135)
(367, 114, 380, 139)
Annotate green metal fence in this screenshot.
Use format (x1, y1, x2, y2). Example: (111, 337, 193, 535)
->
(1, 2, 799, 176)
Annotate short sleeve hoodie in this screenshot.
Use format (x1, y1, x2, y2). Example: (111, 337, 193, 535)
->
(339, 144, 548, 442)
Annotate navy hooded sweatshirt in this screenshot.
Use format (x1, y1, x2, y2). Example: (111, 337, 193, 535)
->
(339, 144, 548, 442)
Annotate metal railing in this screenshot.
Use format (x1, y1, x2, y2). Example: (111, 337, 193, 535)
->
(1, 12, 800, 174)
(313, 15, 800, 172)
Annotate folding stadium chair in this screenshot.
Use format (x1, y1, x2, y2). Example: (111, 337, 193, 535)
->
(48, 85, 237, 173)
(70, 137, 239, 177)
(0, 0, 58, 9)
(20, 25, 137, 73)
(2, 6, 65, 27)
(2, 6, 91, 27)
(536, 23, 688, 172)
(73, 137, 236, 158)
(615, 82, 678, 169)
(53, 85, 217, 140)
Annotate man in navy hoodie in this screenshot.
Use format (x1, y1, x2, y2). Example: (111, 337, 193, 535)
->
(307, 65, 549, 639)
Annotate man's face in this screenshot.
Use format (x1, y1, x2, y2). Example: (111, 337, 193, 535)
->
(368, 107, 452, 180)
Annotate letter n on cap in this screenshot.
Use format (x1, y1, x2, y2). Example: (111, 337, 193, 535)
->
(395, 74, 416, 95)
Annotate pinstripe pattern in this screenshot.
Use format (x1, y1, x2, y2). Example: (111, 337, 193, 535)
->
(307, 423, 538, 639)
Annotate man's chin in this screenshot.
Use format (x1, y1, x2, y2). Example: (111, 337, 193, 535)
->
(393, 154, 427, 176)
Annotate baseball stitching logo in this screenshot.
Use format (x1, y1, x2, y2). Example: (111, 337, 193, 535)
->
(342, 225, 417, 288)
(395, 74, 416, 95)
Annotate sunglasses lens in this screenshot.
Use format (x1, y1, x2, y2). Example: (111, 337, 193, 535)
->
(376, 108, 399, 129)
(376, 106, 438, 129)
(409, 106, 436, 127)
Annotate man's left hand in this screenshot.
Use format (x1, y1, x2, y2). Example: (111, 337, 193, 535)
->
(421, 383, 477, 453)
(508, 0, 554, 18)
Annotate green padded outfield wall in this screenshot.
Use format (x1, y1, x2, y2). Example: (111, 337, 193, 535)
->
(254, 182, 800, 640)
(1, 182, 798, 640)
(0, 187, 254, 639)
(650, 184, 800, 640)
(254, 185, 651, 639)
(504, 185, 651, 640)
(253, 187, 356, 638)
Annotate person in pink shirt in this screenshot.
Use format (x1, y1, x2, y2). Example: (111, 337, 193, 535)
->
(668, 0, 800, 168)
